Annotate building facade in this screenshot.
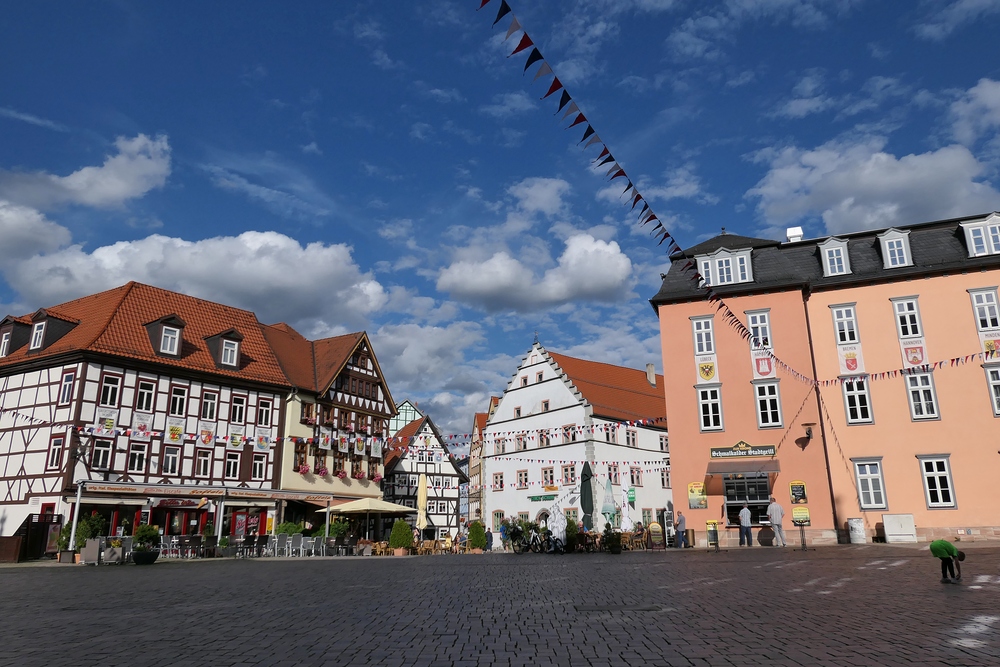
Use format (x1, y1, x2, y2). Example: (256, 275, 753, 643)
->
(466, 396, 498, 526)
(481, 343, 671, 534)
(652, 212, 1000, 546)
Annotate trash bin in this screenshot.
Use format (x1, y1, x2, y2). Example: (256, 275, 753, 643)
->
(684, 528, 695, 548)
(706, 521, 719, 551)
(847, 518, 866, 544)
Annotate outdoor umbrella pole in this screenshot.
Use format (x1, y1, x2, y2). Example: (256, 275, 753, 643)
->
(325, 498, 330, 538)
(580, 461, 594, 531)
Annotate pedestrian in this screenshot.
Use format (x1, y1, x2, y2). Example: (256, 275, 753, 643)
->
(929, 539, 964, 583)
(412, 526, 420, 545)
(675, 511, 686, 548)
(766, 496, 786, 547)
(739, 502, 753, 547)
(485, 528, 494, 552)
(499, 521, 508, 552)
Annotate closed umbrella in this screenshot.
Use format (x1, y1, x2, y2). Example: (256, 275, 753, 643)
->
(416, 473, 429, 537)
(620, 475, 634, 532)
(580, 461, 594, 530)
(602, 475, 616, 524)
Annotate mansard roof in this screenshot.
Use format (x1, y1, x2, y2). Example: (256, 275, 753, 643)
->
(544, 349, 666, 424)
(0, 282, 288, 386)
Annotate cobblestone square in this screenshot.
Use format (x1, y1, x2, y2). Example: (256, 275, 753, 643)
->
(2, 545, 999, 667)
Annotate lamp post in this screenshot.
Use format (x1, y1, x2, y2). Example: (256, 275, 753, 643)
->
(68, 480, 85, 552)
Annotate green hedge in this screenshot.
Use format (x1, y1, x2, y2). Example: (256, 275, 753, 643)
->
(389, 519, 413, 549)
(468, 521, 487, 549)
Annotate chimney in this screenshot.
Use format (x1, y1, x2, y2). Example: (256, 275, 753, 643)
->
(646, 363, 656, 387)
(786, 226, 804, 243)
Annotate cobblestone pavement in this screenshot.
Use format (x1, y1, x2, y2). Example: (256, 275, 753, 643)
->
(2, 544, 1000, 667)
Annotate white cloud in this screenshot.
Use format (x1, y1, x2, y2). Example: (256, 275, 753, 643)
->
(0, 107, 68, 132)
(914, 0, 1000, 40)
(950, 78, 1000, 144)
(0, 200, 72, 262)
(746, 136, 1000, 235)
(0, 134, 170, 209)
(4, 231, 386, 330)
(410, 122, 433, 141)
(597, 164, 716, 205)
(436, 234, 633, 311)
(507, 177, 571, 216)
(203, 165, 331, 220)
(771, 70, 834, 119)
(300, 141, 322, 155)
(479, 91, 536, 118)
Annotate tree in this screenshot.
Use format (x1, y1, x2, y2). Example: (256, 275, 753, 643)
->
(468, 521, 487, 549)
(389, 519, 414, 549)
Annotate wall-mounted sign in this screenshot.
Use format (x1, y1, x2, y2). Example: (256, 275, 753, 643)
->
(543, 485, 559, 492)
(627, 488, 636, 503)
(789, 480, 808, 504)
(688, 482, 707, 509)
(710, 441, 776, 458)
(528, 494, 557, 502)
(792, 506, 811, 525)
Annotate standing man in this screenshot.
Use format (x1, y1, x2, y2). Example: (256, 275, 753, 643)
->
(766, 496, 786, 547)
(739, 503, 753, 547)
(675, 511, 686, 548)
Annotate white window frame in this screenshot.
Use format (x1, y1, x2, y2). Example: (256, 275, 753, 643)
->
(225, 452, 240, 480)
(754, 381, 783, 428)
(162, 446, 180, 475)
(0, 331, 9, 357)
(127, 443, 147, 474)
(135, 380, 155, 413)
(252, 453, 266, 481)
(746, 310, 771, 349)
(905, 372, 939, 420)
(196, 450, 211, 477)
(221, 339, 239, 366)
(716, 256, 733, 284)
(697, 385, 724, 431)
(877, 229, 912, 268)
(169, 386, 187, 417)
(960, 216, 1000, 257)
(92, 441, 112, 470)
(257, 399, 272, 427)
(842, 376, 874, 424)
(99, 375, 121, 408)
(46, 437, 64, 471)
(970, 288, 1000, 331)
(891, 297, 922, 339)
(692, 317, 714, 354)
(918, 456, 956, 509)
(231, 395, 246, 424)
(831, 304, 859, 344)
(853, 459, 887, 510)
(160, 326, 179, 355)
(58, 372, 75, 405)
(817, 238, 851, 277)
(986, 366, 1000, 417)
(700, 259, 712, 286)
(201, 391, 218, 421)
(29, 322, 45, 350)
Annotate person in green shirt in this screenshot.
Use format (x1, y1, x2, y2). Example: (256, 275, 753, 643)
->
(929, 539, 964, 583)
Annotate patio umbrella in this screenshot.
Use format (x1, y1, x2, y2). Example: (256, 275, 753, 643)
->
(322, 498, 417, 540)
(416, 473, 429, 535)
(602, 475, 616, 524)
(580, 461, 594, 530)
(620, 475, 634, 532)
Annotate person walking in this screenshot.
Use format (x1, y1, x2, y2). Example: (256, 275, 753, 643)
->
(739, 503, 753, 547)
(766, 496, 786, 547)
(485, 528, 494, 552)
(675, 511, 686, 548)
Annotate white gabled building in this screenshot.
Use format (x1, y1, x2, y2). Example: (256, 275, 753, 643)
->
(481, 343, 671, 533)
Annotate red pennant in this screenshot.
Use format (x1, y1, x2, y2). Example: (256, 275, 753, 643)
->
(542, 77, 563, 99)
(610, 168, 626, 180)
(595, 146, 610, 161)
(568, 113, 587, 128)
(479, 0, 492, 7)
(509, 33, 533, 56)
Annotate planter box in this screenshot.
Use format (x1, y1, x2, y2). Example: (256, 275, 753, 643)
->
(103, 547, 122, 564)
(132, 550, 159, 565)
(58, 550, 76, 564)
(359, 545, 372, 556)
(394, 547, 408, 556)
(470, 548, 483, 554)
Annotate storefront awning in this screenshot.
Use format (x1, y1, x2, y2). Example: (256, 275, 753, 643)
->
(706, 459, 780, 475)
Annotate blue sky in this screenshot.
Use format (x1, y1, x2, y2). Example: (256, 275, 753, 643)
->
(3, 1, 1000, 432)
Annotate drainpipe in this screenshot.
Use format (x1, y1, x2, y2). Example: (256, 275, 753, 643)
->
(68, 480, 85, 551)
(802, 285, 842, 542)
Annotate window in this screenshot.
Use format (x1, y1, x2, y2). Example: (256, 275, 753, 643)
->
(562, 425, 575, 444)
(919, 457, 955, 508)
(252, 453, 267, 481)
(565, 508, 579, 525)
(609, 464, 619, 485)
(92, 441, 111, 470)
(169, 387, 187, 416)
(520, 376, 528, 387)
(843, 377, 873, 424)
(878, 229, 912, 268)
(128, 443, 146, 473)
(221, 340, 239, 366)
(294, 442, 307, 469)
(661, 468, 671, 489)
(755, 382, 782, 427)
(493, 511, 504, 532)
(541, 400, 549, 412)
(659, 434, 669, 453)
(135, 380, 155, 412)
(700, 259, 712, 286)
(516, 436, 527, 451)
(626, 430, 637, 447)
(257, 400, 272, 426)
(696, 250, 753, 285)
(747, 311, 771, 349)
(893, 299, 921, 338)
(542, 467, 555, 485)
(905, 372, 938, 420)
(0, 331, 9, 357)
(692, 318, 714, 354)
(961, 218, 1000, 257)
(561, 465, 577, 484)
(832, 305, 859, 343)
(723, 472, 770, 525)
(99, 376, 121, 407)
(538, 431, 550, 447)
(716, 257, 733, 283)
(225, 452, 240, 479)
(698, 387, 723, 431)
(433, 476, 443, 489)
(29, 322, 45, 350)
(513, 407, 521, 418)
(826, 247, 845, 275)
(201, 391, 218, 421)
(971, 289, 1000, 331)
(630, 467, 642, 486)
(605, 426, 616, 443)
(987, 367, 1000, 416)
(854, 460, 887, 510)
(517, 470, 528, 488)
(536, 372, 543, 383)
(495, 439, 505, 455)
(196, 450, 211, 477)
(493, 472, 503, 490)
(46, 437, 64, 471)
(160, 326, 179, 354)
(162, 446, 179, 475)
(886, 239, 906, 266)
(231, 396, 246, 423)
(518, 512, 529, 523)
(58, 372, 75, 405)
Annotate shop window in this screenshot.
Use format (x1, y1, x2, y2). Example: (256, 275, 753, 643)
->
(641, 509, 653, 526)
(225, 452, 240, 479)
(169, 387, 187, 417)
(723, 472, 770, 525)
(58, 372, 75, 406)
(252, 453, 267, 481)
(492, 472, 503, 490)
(99, 375, 121, 408)
(843, 377, 874, 424)
(517, 470, 528, 489)
(906, 373, 938, 420)
(919, 456, 955, 508)
(162, 446, 180, 475)
(755, 381, 783, 428)
(46, 437, 64, 471)
(92, 440, 112, 470)
(201, 391, 218, 421)
(698, 386, 723, 431)
(196, 450, 211, 477)
(542, 467, 554, 485)
(135, 380, 155, 412)
(561, 465, 576, 485)
(231, 396, 246, 424)
(127, 443, 146, 473)
(854, 460, 887, 510)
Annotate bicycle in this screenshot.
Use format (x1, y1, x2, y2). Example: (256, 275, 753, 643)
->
(508, 523, 529, 554)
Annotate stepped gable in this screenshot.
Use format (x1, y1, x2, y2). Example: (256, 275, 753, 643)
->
(546, 350, 666, 424)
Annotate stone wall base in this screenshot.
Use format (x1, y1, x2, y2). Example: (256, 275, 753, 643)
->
(693, 527, 838, 549)
(916, 526, 1000, 543)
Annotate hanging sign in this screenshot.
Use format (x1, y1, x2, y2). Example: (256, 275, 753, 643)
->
(198, 421, 216, 445)
(695, 354, 720, 385)
(131, 412, 152, 442)
(166, 417, 185, 444)
(837, 344, 866, 374)
(354, 437, 366, 456)
(627, 488, 636, 503)
(789, 480, 808, 504)
(338, 437, 349, 454)
(710, 441, 776, 458)
(227, 424, 245, 450)
(254, 426, 273, 452)
(319, 427, 333, 450)
(979, 330, 1000, 357)
(687, 482, 707, 509)
(528, 494, 557, 502)
(898, 337, 928, 368)
(750, 349, 776, 379)
(94, 407, 118, 434)
(370, 438, 382, 459)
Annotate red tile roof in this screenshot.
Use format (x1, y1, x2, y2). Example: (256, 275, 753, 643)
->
(546, 350, 666, 424)
(383, 417, 426, 471)
(0, 282, 289, 386)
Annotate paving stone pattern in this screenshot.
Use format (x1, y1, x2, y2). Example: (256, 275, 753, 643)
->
(2, 545, 999, 667)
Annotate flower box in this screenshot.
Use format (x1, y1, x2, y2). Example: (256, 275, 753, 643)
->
(336, 470, 348, 479)
(315, 466, 329, 477)
(296, 464, 311, 475)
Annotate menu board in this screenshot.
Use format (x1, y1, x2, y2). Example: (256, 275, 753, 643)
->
(789, 480, 808, 504)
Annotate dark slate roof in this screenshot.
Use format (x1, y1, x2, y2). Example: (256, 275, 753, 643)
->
(651, 212, 1000, 306)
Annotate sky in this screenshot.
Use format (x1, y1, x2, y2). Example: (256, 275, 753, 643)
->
(3, 1, 1000, 434)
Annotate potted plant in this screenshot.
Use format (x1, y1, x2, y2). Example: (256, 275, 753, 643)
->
(336, 470, 348, 479)
(329, 518, 350, 545)
(352, 469, 366, 480)
(468, 521, 487, 554)
(132, 524, 161, 565)
(389, 519, 413, 556)
(296, 464, 311, 475)
(104, 538, 124, 564)
(315, 466, 329, 477)
(565, 520, 578, 553)
(602, 524, 622, 554)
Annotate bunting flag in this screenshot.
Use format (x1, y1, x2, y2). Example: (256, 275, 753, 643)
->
(504, 16, 522, 40)
(523, 47, 544, 72)
(509, 33, 533, 56)
(492, 0, 511, 25)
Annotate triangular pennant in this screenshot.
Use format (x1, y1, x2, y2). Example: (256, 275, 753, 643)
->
(597, 154, 615, 167)
(509, 33, 533, 56)
(631, 193, 643, 209)
(505, 16, 522, 40)
(583, 134, 602, 148)
(479, 0, 492, 8)
(542, 77, 563, 98)
(579, 125, 595, 143)
(561, 101, 580, 119)
(638, 202, 649, 218)
(568, 113, 587, 128)
(493, 0, 512, 25)
(621, 180, 634, 196)
(556, 90, 572, 111)
(595, 146, 610, 161)
(533, 62, 553, 81)
(610, 168, 626, 180)
(523, 47, 544, 72)
(606, 162, 621, 178)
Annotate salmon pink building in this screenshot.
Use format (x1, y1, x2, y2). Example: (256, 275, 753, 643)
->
(652, 213, 1000, 546)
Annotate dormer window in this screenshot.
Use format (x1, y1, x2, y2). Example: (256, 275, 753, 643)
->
(877, 229, 913, 269)
(960, 215, 1000, 257)
(29, 322, 45, 350)
(204, 328, 244, 369)
(160, 326, 179, 354)
(695, 249, 753, 287)
(221, 339, 239, 366)
(0, 331, 9, 357)
(817, 238, 851, 277)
